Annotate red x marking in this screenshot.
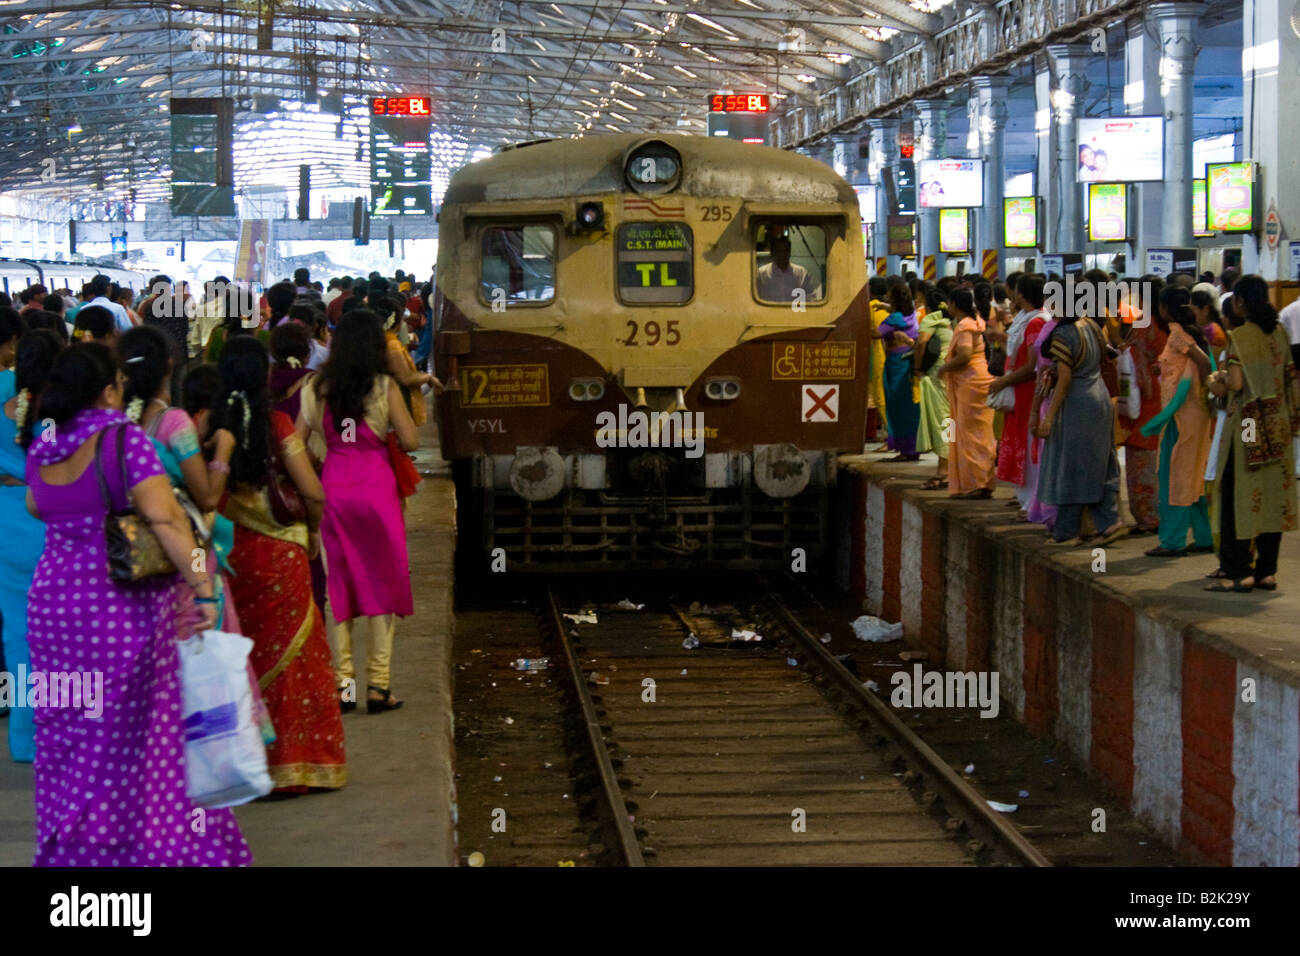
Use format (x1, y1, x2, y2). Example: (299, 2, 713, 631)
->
(805, 386, 835, 419)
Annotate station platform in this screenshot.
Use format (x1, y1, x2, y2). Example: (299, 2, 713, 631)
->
(834, 449, 1300, 867)
(0, 421, 458, 868)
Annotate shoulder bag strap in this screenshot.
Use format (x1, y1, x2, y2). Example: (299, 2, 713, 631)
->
(92, 427, 116, 514)
(114, 424, 134, 514)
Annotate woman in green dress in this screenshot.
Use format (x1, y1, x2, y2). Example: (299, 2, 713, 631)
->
(1204, 276, 1300, 592)
(914, 289, 953, 490)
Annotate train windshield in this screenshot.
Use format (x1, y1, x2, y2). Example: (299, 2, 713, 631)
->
(480, 224, 556, 305)
(754, 221, 826, 306)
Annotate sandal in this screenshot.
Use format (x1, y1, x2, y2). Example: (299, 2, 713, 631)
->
(367, 685, 403, 713)
(1144, 546, 1183, 557)
(921, 477, 947, 490)
(1203, 577, 1254, 593)
(1255, 577, 1278, 591)
(1097, 523, 1130, 546)
(1204, 567, 1230, 579)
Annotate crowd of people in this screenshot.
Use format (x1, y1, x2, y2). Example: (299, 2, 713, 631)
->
(867, 266, 1300, 591)
(0, 265, 439, 865)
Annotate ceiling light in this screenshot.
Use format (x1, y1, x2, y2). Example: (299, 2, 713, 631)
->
(6, 94, 18, 109)
(796, 74, 817, 83)
(67, 117, 82, 133)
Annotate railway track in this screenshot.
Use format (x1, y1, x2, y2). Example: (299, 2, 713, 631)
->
(538, 578, 1049, 867)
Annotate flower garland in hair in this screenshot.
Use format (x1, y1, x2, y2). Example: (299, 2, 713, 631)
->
(226, 390, 250, 448)
(125, 397, 145, 423)
(12, 389, 29, 444)
(383, 311, 398, 331)
(287, 356, 302, 369)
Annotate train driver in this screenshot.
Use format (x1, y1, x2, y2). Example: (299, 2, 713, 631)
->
(757, 234, 821, 304)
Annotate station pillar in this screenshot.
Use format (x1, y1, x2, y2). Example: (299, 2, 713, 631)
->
(912, 97, 948, 278)
(1046, 43, 1090, 258)
(969, 75, 1010, 278)
(1241, 0, 1300, 282)
(1148, 2, 1205, 250)
(867, 116, 901, 274)
(1125, 15, 1165, 274)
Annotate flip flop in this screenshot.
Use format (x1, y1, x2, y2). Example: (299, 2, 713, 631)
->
(1097, 524, 1131, 546)
(1255, 578, 1278, 591)
(1204, 578, 1254, 593)
(1204, 568, 1230, 579)
(921, 477, 947, 490)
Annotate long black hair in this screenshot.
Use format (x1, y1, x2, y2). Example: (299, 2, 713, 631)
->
(313, 309, 387, 433)
(73, 305, 116, 342)
(1159, 285, 1208, 352)
(211, 334, 272, 486)
(1232, 275, 1279, 336)
(118, 325, 172, 422)
(14, 329, 64, 449)
(37, 341, 118, 430)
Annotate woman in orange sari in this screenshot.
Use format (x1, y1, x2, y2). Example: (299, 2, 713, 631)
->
(378, 292, 438, 427)
(940, 289, 998, 497)
(214, 336, 346, 793)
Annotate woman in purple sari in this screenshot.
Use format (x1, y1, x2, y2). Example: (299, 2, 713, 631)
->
(25, 343, 250, 866)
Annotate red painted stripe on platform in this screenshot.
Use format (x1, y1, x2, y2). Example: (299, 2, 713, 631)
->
(919, 511, 945, 662)
(1180, 641, 1236, 865)
(1090, 595, 1135, 800)
(849, 473, 867, 600)
(964, 533, 994, 674)
(1021, 561, 1058, 737)
(880, 489, 902, 624)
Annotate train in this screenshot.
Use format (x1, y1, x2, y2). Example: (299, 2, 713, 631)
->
(0, 258, 149, 298)
(432, 133, 869, 571)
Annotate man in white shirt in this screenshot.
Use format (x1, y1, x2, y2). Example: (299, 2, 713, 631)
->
(85, 274, 132, 332)
(1279, 292, 1300, 357)
(757, 235, 821, 304)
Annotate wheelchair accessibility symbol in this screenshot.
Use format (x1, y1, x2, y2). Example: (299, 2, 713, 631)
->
(775, 344, 800, 377)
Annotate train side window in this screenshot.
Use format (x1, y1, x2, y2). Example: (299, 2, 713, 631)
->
(615, 222, 693, 305)
(480, 224, 556, 306)
(753, 221, 827, 306)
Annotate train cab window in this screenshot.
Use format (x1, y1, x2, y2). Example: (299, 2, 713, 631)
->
(480, 225, 556, 306)
(754, 221, 827, 306)
(616, 222, 692, 305)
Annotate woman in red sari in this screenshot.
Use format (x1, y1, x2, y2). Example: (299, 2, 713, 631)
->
(1119, 280, 1169, 534)
(992, 275, 1049, 512)
(213, 336, 346, 793)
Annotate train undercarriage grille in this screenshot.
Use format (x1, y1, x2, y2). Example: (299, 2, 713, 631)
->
(477, 486, 829, 571)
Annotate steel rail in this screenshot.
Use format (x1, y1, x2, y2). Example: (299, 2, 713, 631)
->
(757, 574, 1052, 868)
(544, 589, 645, 867)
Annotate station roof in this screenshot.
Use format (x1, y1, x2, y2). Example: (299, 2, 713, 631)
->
(0, 0, 949, 204)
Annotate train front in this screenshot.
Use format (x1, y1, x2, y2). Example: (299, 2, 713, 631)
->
(432, 134, 869, 571)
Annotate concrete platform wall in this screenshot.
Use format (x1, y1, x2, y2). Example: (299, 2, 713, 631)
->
(835, 468, 1300, 867)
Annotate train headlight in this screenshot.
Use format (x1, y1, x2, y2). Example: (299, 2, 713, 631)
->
(569, 378, 606, 401)
(574, 201, 605, 233)
(704, 378, 741, 401)
(624, 140, 682, 195)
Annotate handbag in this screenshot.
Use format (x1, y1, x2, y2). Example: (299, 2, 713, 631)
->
(387, 431, 422, 498)
(95, 425, 175, 582)
(178, 629, 273, 808)
(265, 441, 307, 526)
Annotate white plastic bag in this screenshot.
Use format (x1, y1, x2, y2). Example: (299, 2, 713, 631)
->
(1204, 410, 1228, 482)
(178, 629, 273, 809)
(851, 615, 903, 643)
(985, 386, 1015, 411)
(1116, 349, 1140, 419)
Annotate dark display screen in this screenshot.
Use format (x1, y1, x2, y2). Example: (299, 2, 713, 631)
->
(370, 110, 433, 216)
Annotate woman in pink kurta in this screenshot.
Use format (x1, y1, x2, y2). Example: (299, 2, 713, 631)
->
(298, 310, 419, 714)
